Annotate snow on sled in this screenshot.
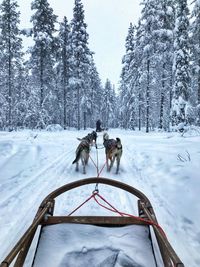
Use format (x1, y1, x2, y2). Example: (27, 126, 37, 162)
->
(0, 177, 184, 267)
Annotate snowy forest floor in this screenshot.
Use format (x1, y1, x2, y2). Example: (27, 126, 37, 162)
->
(0, 128, 200, 267)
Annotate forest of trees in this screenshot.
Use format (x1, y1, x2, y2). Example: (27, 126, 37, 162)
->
(119, 0, 200, 132)
(0, 0, 199, 132)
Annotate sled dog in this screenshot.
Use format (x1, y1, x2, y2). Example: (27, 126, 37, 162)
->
(72, 131, 97, 174)
(72, 139, 90, 174)
(103, 132, 122, 174)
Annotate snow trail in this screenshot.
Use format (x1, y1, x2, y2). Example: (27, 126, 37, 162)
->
(0, 129, 200, 266)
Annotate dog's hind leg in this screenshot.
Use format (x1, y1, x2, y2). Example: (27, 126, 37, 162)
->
(106, 155, 110, 171)
(109, 156, 115, 172)
(75, 162, 79, 172)
(81, 157, 86, 174)
(83, 166, 86, 174)
(105, 154, 108, 171)
(85, 154, 89, 165)
(115, 155, 121, 174)
(82, 163, 86, 174)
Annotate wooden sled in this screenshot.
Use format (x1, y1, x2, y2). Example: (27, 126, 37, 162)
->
(0, 177, 184, 267)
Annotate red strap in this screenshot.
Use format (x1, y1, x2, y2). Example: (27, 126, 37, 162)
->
(93, 193, 125, 216)
(94, 193, 166, 237)
(89, 154, 106, 177)
(67, 193, 95, 216)
(97, 162, 107, 177)
(67, 191, 166, 238)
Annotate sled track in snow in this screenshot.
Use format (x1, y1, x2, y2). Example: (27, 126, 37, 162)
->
(0, 149, 74, 209)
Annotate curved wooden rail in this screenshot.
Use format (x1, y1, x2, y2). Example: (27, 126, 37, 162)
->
(39, 177, 151, 207)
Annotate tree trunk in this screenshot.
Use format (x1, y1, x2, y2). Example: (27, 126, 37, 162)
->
(138, 91, 141, 131)
(8, 17, 12, 129)
(159, 63, 165, 129)
(8, 43, 12, 129)
(91, 87, 95, 128)
(83, 111, 86, 130)
(198, 58, 200, 104)
(197, 58, 200, 126)
(159, 91, 164, 129)
(63, 45, 67, 130)
(77, 85, 80, 130)
(40, 46, 44, 109)
(146, 59, 150, 133)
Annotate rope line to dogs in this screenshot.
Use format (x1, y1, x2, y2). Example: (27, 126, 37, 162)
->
(96, 144, 99, 177)
(67, 191, 166, 238)
(89, 154, 106, 177)
(89, 154, 106, 178)
(94, 144, 107, 190)
(95, 144, 99, 191)
(67, 193, 95, 216)
(93, 192, 166, 237)
(89, 144, 107, 192)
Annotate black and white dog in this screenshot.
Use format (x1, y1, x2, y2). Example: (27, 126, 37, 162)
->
(72, 131, 97, 174)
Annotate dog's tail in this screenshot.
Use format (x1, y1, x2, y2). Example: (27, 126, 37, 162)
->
(103, 132, 109, 141)
(72, 149, 81, 164)
(72, 157, 77, 164)
(116, 137, 122, 149)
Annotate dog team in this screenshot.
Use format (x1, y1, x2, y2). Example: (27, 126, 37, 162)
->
(72, 130, 122, 175)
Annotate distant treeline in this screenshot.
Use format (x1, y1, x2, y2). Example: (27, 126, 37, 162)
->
(0, 0, 199, 132)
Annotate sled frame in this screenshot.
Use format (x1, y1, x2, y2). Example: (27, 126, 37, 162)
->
(0, 177, 184, 267)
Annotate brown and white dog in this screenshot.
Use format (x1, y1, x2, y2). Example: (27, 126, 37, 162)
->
(72, 131, 97, 174)
(103, 132, 122, 174)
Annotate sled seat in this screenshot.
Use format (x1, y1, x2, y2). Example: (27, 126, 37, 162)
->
(33, 223, 157, 267)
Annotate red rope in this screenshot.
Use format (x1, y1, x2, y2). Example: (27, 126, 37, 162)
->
(67, 193, 95, 216)
(97, 161, 107, 177)
(93, 193, 125, 216)
(89, 154, 106, 177)
(89, 154, 98, 170)
(94, 193, 166, 237)
(67, 191, 166, 237)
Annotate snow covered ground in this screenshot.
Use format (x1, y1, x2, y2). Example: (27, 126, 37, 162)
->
(0, 128, 200, 267)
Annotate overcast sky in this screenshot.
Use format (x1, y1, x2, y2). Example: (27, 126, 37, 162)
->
(17, 0, 142, 88)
